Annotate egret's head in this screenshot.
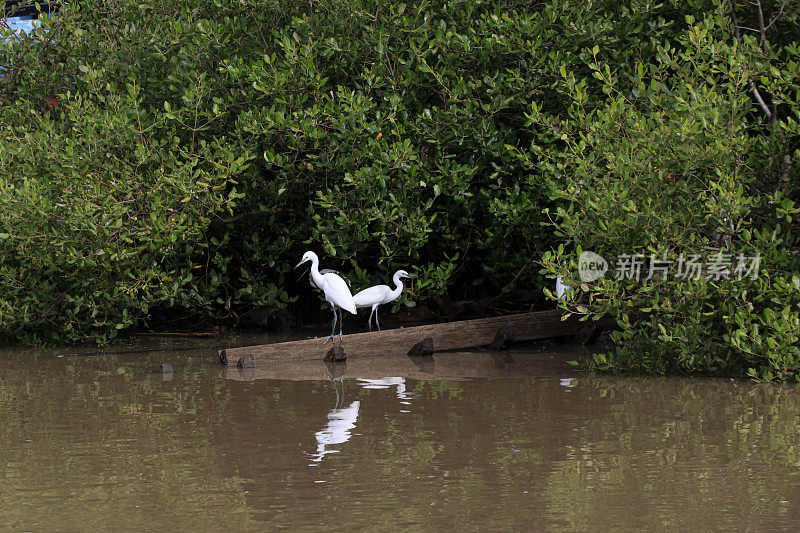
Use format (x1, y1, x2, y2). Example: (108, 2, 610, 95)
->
(396, 269, 418, 280)
(295, 251, 318, 269)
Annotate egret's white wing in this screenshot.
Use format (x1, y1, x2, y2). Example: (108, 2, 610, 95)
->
(321, 273, 357, 314)
(352, 285, 392, 308)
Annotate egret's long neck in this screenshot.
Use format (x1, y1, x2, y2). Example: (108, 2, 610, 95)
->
(389, 272, 404, 301)
(309, 256, 324, 288)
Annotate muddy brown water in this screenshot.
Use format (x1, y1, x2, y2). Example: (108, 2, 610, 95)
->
(1, 338, 799, 531)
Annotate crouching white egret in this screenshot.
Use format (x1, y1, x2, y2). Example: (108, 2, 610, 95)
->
(352, 270, 417, 331)
(296, 251, 357, 343)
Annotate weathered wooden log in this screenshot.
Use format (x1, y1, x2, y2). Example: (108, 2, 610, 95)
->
(219, 310, 580, 366)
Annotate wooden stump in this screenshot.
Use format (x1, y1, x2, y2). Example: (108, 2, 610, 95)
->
(489, 326, 515, 350)
(237, 354, 255, 369)
(324, 345, 347, 362)
(407, 337, 434, 357)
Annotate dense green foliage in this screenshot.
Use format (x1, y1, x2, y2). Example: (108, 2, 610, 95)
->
(532, 4, 800, 379)
(1, 0, 568, 342)
(0, 0, 797, 378)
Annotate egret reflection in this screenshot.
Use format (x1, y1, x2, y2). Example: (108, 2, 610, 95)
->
(308, 400, 360, 466)
(358, 377, 411, 405)
(560, 378, 577, 389)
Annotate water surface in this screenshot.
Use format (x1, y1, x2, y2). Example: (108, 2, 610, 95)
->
(1, 341, 799, 530)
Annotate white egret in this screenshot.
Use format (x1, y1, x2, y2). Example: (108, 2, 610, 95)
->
(295, 251, 357, 343)
(555, 275, 571, 301)
(352, 270, 417, 331)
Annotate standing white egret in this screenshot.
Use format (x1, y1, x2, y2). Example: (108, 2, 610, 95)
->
(352, 270, 417, 331)
(295, 251, 357, 343)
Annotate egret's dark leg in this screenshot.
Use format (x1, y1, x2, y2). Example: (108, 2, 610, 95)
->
(338, 307, 344, 342)
(323, 304, 337, 344)
(367, 307, 376, 331)
(375, 307, 381, 331)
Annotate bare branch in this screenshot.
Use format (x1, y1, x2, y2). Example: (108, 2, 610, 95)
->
(729, 0, 775, 122)
(742, 0, 797, 187)
(753, 0, 769, 52)
(728, 0, 742, 40)
(748, 80, 773, 121)
(765, 1, 789, 31)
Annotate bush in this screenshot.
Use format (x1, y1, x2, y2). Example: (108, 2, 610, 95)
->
(532, 7, 800, 380)
(1, 0, 572, 342)
(0, 84, 248, 342)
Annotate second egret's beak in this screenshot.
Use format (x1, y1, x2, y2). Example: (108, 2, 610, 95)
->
(408, 275, 418, 280)
(295, 259, 307, 269)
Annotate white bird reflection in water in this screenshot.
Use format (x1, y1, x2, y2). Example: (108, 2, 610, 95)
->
(308, 400, 360, 466)
(358, 377, 412, 405)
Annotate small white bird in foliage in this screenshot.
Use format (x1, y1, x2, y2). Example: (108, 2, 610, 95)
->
(555, 275, 571, 300)
(295, 251, 357, 343)
(352, 270, 417, 331)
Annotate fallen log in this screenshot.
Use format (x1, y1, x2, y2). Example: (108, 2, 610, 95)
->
(219, 309, 586, 366)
